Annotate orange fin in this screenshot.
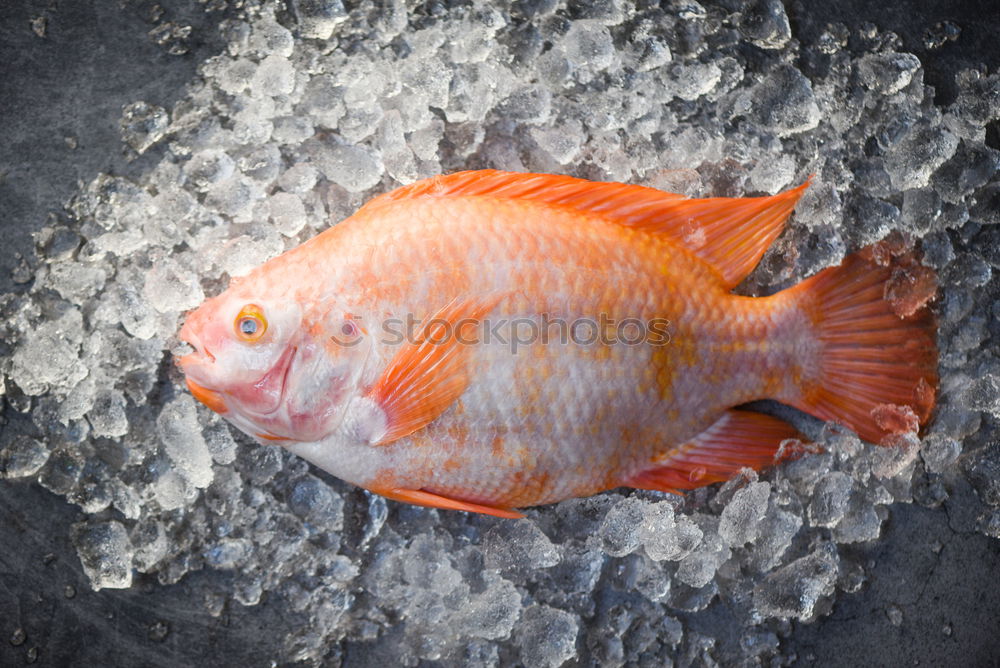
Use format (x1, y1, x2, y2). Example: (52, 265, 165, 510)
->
(379, 487, 525, 519)
(782, 245, 938, 444)
(367, 294, 505, 445)
(186, 377, 228, 415)
(361, 170, 809, 289)
(626, 410, 805, 492)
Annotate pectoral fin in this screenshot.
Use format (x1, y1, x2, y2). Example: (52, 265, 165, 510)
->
(367, 294, 505, 445)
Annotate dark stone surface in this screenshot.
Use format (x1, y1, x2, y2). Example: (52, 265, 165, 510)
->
(1, 1, 998, 666)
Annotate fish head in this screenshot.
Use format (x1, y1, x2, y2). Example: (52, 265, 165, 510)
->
(176, 283, 371, 444)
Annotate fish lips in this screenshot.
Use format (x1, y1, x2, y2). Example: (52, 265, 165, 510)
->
(178, 344, 298, 420)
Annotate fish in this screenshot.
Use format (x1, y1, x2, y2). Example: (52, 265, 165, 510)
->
(176, 170, 938, 519)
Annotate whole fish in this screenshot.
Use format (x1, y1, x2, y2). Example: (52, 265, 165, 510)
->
(177, 170, 937, 518)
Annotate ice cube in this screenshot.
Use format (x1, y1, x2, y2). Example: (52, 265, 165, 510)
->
(530, 119, 585, 165)
(855, 52, 921, 95)
(251, 55, 296, 98)
(639, 501, 703, 562)
(289, 0, 348, 40)
(482, 519, 561, 574)
(0, 438, 50, 479)
(676, 527, 730, 588)
(753, 544, 839, 619)
(277, 162, 320, 194)
(599, 496, 645, 557)
(157, 395, 214, 489)
(247, 17, 294, 58)
(963, 443, 1000, 506)
(72, 520, 134, 589)
(87, 389, 129, 438)
(807, 471, 854, 528)
(144, 257, 205, 314)
(746, 65, 821, 136)
(9, 308, 88, 395)
(268, 192, 307, 236)
(184, 149, 236, 191)
(884, 124, 959, 191)
(304, 136, 383, 193)
(515, 605, 579, 668)
(718, 482, 771, 546)
(738, 0, 791, 49)
(120, 101, 169, 155)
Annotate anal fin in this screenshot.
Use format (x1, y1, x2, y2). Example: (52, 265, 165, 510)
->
(379, 487, 525, 519)
(626, 410, 805, 492)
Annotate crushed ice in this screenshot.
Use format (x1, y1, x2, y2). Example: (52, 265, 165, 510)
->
(1, 0, 999, 664)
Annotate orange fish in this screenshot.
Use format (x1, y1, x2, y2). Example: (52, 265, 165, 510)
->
(177, 170, 937, 518)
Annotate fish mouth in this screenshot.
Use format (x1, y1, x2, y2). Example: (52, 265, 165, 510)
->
(185, 377, 229, 414)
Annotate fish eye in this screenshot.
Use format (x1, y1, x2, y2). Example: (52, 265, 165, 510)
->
(235, 304, 268, 342)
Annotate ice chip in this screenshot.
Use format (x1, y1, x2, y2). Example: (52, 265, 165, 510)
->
(144, 258, 205, 314)
(0, 438, 50, 479)
(205, 538, 253, 569)
(87, 389, 129, 438)
(718, 481, 771, 546)
(515, 605, 579, 668)
(746, 65, 821, 136)
(855, 52, 921, 95)
(269, 192, 307, 236)
(10, 308, 88, 395)
(920, 433, 962, 474)
(807, 471, 853, 528)
(530, 119, 585, 165)
(157, 395, 214, 489)
(251, 55, 296, 98)
(72, 520, 134, 590)
(676, 527, 730, 588)
(277, 162, 320, 194)
(482, 519, 560, 573)
(884, 124, 959, 191)
(963, 443, 1000, 506)
(640, 501, 703, 562)
(304, 136, 384, 192)
(185, 149, 236, 191)
(120, 101, 169, 155)
(247, 18, 294, 58)
(753, 545, 839, 619)
(289, 0, 348, 40)
(44, 261, 108, 303)
(599, 496, 645, 556)
(738, 0, 791, 49)
(562, 21, 615, 77)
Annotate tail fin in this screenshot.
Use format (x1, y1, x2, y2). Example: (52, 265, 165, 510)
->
(783, 245, 938, 444)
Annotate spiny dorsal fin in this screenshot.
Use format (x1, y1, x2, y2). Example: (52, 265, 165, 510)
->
(359, 170, 810, 289)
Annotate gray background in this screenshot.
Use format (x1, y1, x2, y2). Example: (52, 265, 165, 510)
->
(1, 1, 998, 665)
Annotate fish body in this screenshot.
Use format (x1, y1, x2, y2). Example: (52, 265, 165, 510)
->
(178, 171, 937, 517)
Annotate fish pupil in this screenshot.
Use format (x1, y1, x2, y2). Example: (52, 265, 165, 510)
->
(240, 318, 258, 335)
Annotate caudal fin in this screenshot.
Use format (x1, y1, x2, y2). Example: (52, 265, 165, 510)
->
(784, 245, 938, 444)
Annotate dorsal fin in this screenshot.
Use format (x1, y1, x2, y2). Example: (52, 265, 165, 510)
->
(359, 170, 810, 289)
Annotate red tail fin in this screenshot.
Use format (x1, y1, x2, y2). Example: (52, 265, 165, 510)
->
(783, 245, 938, 444)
